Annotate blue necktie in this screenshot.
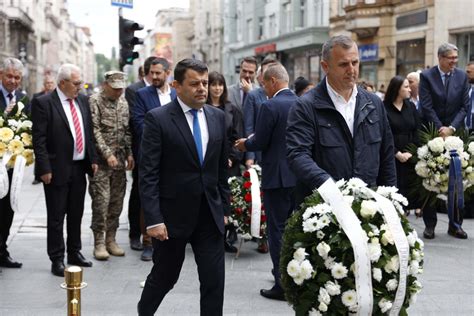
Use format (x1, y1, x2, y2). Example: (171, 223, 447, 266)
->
(190, 109, 203, 165)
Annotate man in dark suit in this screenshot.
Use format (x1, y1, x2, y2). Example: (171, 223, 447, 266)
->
(419, 43, 470, 240)
(32, 63, 98, 277)
(286, 35, 396, 206)
(0, 57, 27, 269)
(125, 56, 158, 252)
(132, 57, 177, 261)
(227, 56, 258, 111)
(137, 59, 230, 316)
(235, 63, 296, 301)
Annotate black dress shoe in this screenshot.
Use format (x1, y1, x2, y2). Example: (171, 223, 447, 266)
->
(51, 260, 65, 277)
(140, 246, 153, 261)
(0, 255, 22, 268)
(224, 240, 238, 253)
(130, 237, 143, 251)
(260, 288, 286, 301)
(423, 227, 435, 239)
(448, 227, 468, 239)
(68, 252, 93, 267)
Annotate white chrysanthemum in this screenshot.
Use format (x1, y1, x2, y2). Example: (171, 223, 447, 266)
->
(316, 231, 325, 239)
(415, 161, 430, 178)
(391, 192, 408, 206)
(227, 176, 237, 184)
(317, 214, 331, 229)
(417, 145, 430, 159)
(360, 200, 378, 218)
(384, 255, 400, 273)
(318, 287, 331, 305)
(373, 268, 382, 282)
(302, 217, 318, 233)
(315, 203, 332, 215)
(343, 195, 354, 205)
(287, 259, 301, 278)
(318, 302, 328, 312)
(427, 137, 445, 153)
(378, 298, 393, 313)
(347, 178, 368, 189)
(406, 231, 417, 247)
(409, 260, 420, 275)
(324, 256, 335, 269)
(341, 290, 357, 307)
(325, 281, 341, 296)
(303, 206, 319, 220)
(300, 259, 314, 279)
(411, 249, 423, 262)
(316, 241, 331, 259)
(331, 262, 348, 279)
(444, 136, 464, 152)
(368, 240, 382, 262)
(293, 248, 308, 262)
(386, 278, 399, 291)
(308, 308, 322, 316)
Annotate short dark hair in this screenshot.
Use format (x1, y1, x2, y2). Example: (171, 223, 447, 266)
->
(144, 56, 159, 75)
(174, 58, 208, 84)
(261, 56, 278, 67)
(207, 71, 228, 106)
(151, 57, 170, 71)
(294, 76, 311, 96)
(383, 75, 406, 107)
(240, 56, 258, 69)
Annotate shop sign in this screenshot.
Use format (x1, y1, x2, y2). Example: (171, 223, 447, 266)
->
(396, 10, 428, 29)
(255, 43, 276, 55)
(359, 44, 378, 62)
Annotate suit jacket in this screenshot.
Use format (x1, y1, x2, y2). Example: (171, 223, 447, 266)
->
(0, 88, 27, 113)
(132, 85, 177, 146)
(228, 83, 255, 111)
(287, 79, 396, 202)
(419, 66, 470, 129)
(139, 99, 230, 238)
(243, 87, 266, 161)
(31, 89, 98, 185)
(245, 89, 296, 190)
(125, 80, 146, 159)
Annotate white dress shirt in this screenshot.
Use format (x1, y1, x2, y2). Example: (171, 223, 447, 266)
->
(157, 83, 172, 106)
(57, 88, 86, 160)
(326, 78, 358, 136)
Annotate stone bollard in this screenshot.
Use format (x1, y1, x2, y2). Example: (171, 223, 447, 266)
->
(60, 266, 87, 316)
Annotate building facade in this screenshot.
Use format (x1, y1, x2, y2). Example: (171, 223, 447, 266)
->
(330, 0, 474, 88)
(222, 0, 330, 85)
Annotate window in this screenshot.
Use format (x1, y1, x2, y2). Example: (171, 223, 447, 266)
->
(396, 38, 426, 76)
(247, 18, 253, 43)
(457, 32, 474, 69)
(299, 0, 306, 27)
(283, 3, 291, 33)
(258, 17, 264, 40)
(269, 14, 276, 37)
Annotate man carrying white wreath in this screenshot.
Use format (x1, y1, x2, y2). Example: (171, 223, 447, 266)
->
(286, 35, 397, 204)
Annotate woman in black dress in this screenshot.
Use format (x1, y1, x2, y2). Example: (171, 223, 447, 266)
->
(207, 71, 243, 252)
(384, 75, 421, 215)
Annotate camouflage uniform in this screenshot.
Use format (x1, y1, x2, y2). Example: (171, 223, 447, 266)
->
(88, 85, 132, 234)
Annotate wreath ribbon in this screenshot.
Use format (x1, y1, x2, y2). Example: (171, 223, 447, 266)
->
(248, 167, 262, 238)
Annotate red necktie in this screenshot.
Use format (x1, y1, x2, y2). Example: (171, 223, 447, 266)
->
(67, 98, 83, 153)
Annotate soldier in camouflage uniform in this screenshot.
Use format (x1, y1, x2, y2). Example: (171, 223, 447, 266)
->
(88, 71, 134, 260)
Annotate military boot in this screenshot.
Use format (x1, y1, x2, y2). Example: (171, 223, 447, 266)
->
(93, 232, 109, 260)
(106, 231, 125, 256)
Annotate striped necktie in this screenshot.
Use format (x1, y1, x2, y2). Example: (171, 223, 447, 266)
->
(67, 98, 83, 153)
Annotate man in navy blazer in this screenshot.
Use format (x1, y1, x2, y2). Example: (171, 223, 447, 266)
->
(131, 57, 177, 261)
(419, 43, 470, 240)
(137, 59, 230, 316)
(235, 63, 296, 301)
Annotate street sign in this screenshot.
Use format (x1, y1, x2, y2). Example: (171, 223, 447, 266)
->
(111, 0, 133, 9)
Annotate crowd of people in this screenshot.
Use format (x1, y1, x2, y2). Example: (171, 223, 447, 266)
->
(0, 34, 473, 315)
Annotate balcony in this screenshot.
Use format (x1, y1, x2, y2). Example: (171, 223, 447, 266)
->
(4, 6, 34, 32)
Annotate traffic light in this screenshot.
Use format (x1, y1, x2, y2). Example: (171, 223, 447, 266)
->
(119, 16, 144, 70)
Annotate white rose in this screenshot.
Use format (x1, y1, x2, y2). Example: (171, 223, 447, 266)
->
(331, 262, 348, 279)
(316, 242, 331, 259)
(381, 229, 394, 246)
(409, 260, 420, 275)
(406, 231, 417, 247)
(318, 287, 331, 305)
(368, 240, 382, 262)
(444, 136, 464, 152)
(373, 268, 382, 282)
(293, 275, 305, 285)
(324, 281, 341, 296)
(384, 255, 400, 273)
(378, 298, 393, 313)
(409, 293, 418, 305)
(287, 259, 301, 278)
(300, 259, 314, 280)
(293, 248, 308, 262)
(427, 137, 445, 153)
(318, 302, 328, 312)
(386, 278, 399, 291)
(417, 145, 429, 158)
(411, 249, 422, 262)
(360, 200, 378, 218)
(468, 142, 474, 155)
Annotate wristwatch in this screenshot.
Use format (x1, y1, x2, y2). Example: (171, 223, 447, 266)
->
(449, 125, 456, 133)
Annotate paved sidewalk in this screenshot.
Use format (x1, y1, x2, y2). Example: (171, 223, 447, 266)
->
(0, 167, 473, 315)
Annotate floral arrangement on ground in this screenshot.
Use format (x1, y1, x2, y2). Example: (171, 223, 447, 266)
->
(280, 178, 424, 316)
(228, 165, 267, 241)
(0, 97, 34, 167)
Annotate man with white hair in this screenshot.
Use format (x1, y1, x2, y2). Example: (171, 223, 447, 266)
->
(406, 71, 420, 110)
(0, 57, 27, 269)
(32, 63, 99, 276)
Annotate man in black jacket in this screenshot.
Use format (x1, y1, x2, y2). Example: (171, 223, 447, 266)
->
(287, 35, 396, 204)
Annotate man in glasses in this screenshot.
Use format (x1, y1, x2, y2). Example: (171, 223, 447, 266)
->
(419, 43, 471, 240)
(32, 63, 99, 276)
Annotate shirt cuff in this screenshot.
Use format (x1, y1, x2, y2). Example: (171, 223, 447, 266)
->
(146, 223, 164, 230)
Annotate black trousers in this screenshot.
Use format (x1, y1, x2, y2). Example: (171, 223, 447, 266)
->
(0, 170, 14, 257)
(138, 197, 225, 316)
(423, 200, 462, 229)
(43, 162, 87, 261)
(128, 167, 141, 239)
(263, 187, 295, 290)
